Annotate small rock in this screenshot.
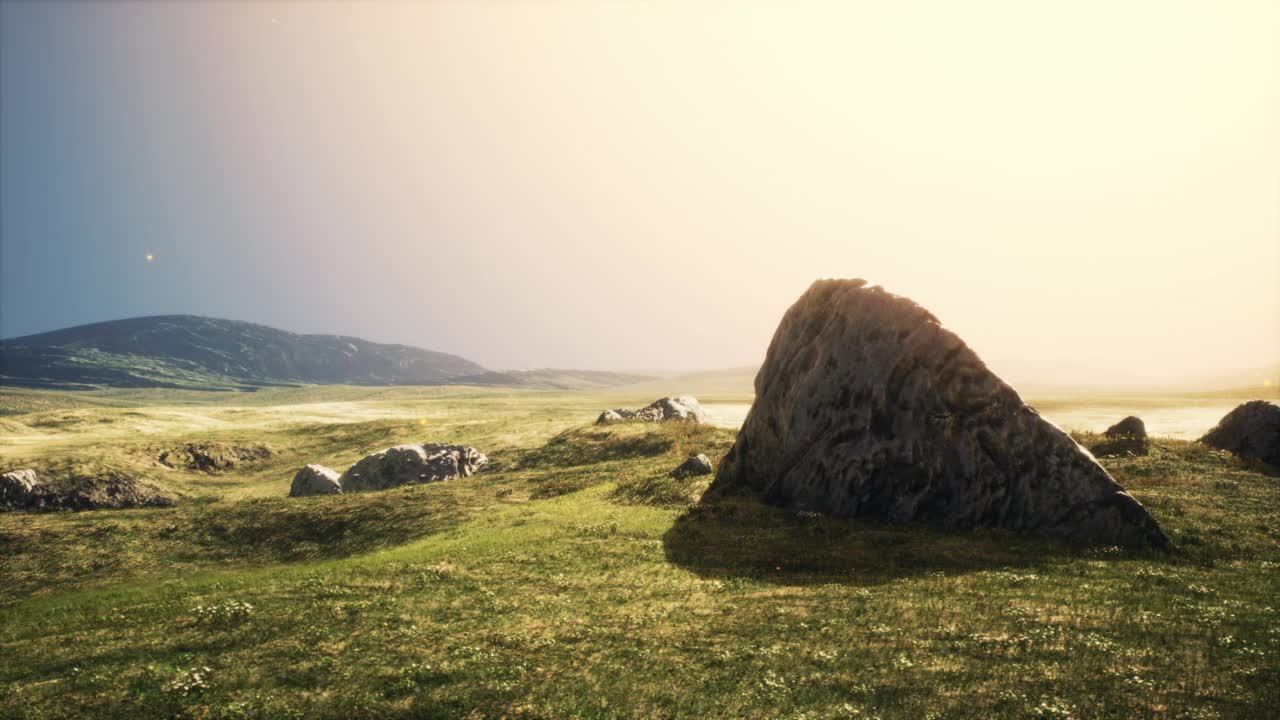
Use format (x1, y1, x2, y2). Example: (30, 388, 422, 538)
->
(0, 468, 40, 506)
(339, 443, 488, 493)
(290, 464, 342, 497)
(673, 454, 714, 479)
(1105, 416, 1147, 441)
(1200, 400, 1280, 467)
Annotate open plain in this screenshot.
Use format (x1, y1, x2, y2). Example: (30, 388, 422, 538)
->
(1, 384, 1277, 719)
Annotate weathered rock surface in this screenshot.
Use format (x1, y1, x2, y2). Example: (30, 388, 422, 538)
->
(290, 464, 342, 497)
(673, 454, 714, 479)
(1200, 401, 1280, 467)
(1105, 416, 1147, 441)
(339, 443, 488, 493)
(596, 397, 707, 425)
(1, 468, 40, 506)
(157, 442, 272, 473)
(2, 469, 173, 512)
(708, 279, 1167, 548)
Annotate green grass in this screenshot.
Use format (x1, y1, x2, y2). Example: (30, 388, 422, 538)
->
(0, 386, 1277, 719)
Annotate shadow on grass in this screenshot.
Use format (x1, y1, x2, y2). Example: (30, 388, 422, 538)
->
(515, 423, 735, 471)
(662, 496, 1082, 586)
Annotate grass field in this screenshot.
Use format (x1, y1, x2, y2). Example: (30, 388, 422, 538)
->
(0, 385, 1277, 719)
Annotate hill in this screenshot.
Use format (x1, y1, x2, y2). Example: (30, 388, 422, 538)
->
(0, 315, 487, 390)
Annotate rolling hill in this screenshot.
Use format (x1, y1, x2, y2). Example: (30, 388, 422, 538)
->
(0, 315, 488, 390)
(0, 316, 659, 392)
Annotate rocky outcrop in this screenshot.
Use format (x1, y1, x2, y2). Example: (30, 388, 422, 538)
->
(2, 469, 173, 512)
(596, 397, 708, 425)
(707, 279, 1167, 548)
(289, 464, 342, 497)
(673, 454, 714, 479)
(1200, 401, 1280, 467)
(339, 443, 488, 493)
(157, 443, 272, 473)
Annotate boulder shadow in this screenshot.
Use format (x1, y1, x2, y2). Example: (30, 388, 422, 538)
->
(662, 497, 1094, 587)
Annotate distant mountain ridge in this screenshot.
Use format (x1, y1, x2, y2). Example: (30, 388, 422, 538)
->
(0, 315, 490, 391)
(0, 315, 659, 392)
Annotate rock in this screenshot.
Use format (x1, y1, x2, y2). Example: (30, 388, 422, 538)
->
(596, 409, 635, 424)
(157, 442, 272, 473)
(596, 397, 707, 425)
(339, 443, 488, 493)
(1, 468, 40, 506)
(1200, 400, 1280, 467)
(290, 464, 342, 497)
(1105, 416, 1147, 441)
(673, 454, 714, 479)
(1092, 415, 1150, 457)
(2, 470, 173, 512)
(707, 279, 1167, 548)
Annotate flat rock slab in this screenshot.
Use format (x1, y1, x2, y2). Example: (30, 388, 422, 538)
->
(1201, 401, 1280, 467)
(339, 443, 488, 493)
(708, 279, 1167, 548)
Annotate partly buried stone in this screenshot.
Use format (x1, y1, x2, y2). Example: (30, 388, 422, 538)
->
(290, 464, 342, 497)
(339, 443, 488, 493)
(673, 454, 714, 479)
(1, 468, 40, 507)
(596, 397, 708, 425)
(708, 279, 1168, 548)
(1200, 400, 1280, 467)
(2, 469, 173, 512)
(1092, 415, 1150, 456)
(1105, 416, 1147, 441)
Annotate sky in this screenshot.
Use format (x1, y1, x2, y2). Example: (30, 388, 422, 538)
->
(2, 1, 1277, 387)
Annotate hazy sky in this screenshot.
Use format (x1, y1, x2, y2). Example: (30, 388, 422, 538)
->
(2, 1, 1277, 385)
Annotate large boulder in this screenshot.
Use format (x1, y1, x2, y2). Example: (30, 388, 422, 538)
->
(596, 397, 707, 425)
(708, 279, 1167, 548)
(1200, 401, 1280, 467)
(339, 443, 487, 493)
(290, 464, 342, 497)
